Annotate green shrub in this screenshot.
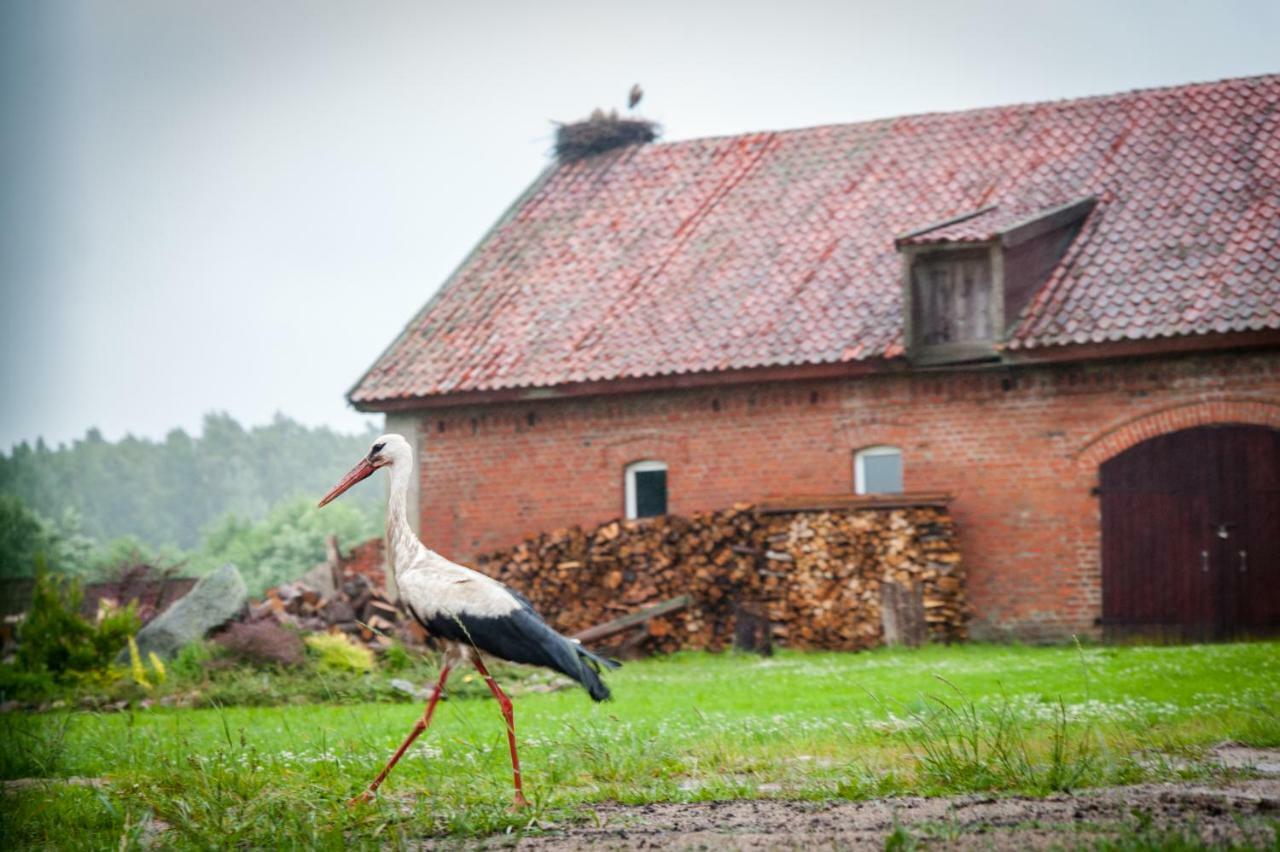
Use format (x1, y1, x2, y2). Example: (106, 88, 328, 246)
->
(305, 632, 374, 672)
(381, 641, 416, 672)
(0, 665, 58, 703)
(15, 562, 140, 677)
(169, 640, 219, 680)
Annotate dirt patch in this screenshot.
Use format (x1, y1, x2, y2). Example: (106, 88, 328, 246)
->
(450, 750, 1280, 851)
(489, 780, 1279, 850)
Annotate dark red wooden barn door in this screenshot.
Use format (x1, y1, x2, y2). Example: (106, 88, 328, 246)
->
(1100, 424, 1280, 640)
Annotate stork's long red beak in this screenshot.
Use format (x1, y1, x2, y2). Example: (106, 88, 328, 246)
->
(318, 458, 376, 507)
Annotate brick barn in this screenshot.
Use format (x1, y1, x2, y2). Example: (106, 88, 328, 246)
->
(350, 75, 1280, 641)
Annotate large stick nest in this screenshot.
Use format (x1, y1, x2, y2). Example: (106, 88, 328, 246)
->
(555, 110, 659, 162)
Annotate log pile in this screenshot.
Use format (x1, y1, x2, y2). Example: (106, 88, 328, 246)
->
(476, 499, 967, 656)
(249, 537, 414, 651)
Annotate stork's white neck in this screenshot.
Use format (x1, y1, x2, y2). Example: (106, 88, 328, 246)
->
(384, 458, 422, 579)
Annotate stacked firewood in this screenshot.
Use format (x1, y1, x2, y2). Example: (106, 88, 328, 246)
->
(250, 537, 412, 651)
(477, 500, 967, 655)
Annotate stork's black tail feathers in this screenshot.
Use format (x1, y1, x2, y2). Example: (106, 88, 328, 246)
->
(411, 587, 621, 703)
(572, 642, 621, 702)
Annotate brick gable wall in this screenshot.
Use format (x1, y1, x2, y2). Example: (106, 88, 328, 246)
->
(406, 348, 1280, 640)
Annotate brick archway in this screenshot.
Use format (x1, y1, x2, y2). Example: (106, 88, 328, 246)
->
(599, 432, 690, 469)
(1076, 397, 1280, 471)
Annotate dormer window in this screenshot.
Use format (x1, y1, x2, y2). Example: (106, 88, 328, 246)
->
(897, 197, 1095, 365)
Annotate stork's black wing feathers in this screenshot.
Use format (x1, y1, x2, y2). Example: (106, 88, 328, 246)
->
(410, 601, 617, 701)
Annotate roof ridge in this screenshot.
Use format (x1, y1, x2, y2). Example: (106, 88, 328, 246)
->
(640, 72, 1280, 153)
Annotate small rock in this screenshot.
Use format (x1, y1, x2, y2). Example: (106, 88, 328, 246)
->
(389, 678, 426, 699)
(299, 561, 339, 599)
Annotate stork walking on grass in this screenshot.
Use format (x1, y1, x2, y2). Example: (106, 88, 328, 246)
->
(319, 434, 618, 808)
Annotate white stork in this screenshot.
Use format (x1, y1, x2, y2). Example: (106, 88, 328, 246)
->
(318, 434, 618, 808)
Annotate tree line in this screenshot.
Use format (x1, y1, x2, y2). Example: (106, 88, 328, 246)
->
(0, 413, 386, 592)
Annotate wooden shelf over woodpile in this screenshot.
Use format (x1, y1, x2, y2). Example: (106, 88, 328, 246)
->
(757, 492, 954, 513)
(477, 502, 967, 656)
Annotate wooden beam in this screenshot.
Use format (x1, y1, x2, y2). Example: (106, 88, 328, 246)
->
(757, 492, 954, 513)
(894, 205, 997, 246)
(572, 594, 693, 643)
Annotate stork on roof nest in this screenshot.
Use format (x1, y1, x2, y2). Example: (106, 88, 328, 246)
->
(554, 107, 659, 163)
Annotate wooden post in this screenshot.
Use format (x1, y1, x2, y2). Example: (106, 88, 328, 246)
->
(881, 581, 927, 647)
(732, 599, 773, 656)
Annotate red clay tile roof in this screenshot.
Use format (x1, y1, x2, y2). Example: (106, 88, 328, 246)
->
(351, 75, 1280, 407)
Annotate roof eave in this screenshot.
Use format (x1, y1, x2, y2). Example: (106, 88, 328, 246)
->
(352, 328, 1280, 413)
(350, 356, 909, 412)
(1000, 328, 1280, 366)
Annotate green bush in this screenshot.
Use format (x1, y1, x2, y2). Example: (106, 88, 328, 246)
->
(0, 666, 59, 703)
(381, 641, 416, 672)
(15, 562, 140, 677)
(168, 640, 219, 680)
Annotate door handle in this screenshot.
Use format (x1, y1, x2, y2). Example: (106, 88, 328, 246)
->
(1201, 549, 1209, 573)
(1239, 549, 1248, 573)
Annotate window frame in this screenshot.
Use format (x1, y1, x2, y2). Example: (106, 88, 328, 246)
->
(854, 445, 904, 495)
(624, 459, 668, 520)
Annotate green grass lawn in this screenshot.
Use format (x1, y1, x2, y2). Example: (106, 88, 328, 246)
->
(3, 641, 1278, 848)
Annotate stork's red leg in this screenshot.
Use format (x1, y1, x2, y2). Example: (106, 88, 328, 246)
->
(472, 657, 530, 809)
(348, 664, 451, 806)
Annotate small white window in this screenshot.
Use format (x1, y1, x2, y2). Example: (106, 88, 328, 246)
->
(854, 446, 903, 495)
(625, 460, 668, 519)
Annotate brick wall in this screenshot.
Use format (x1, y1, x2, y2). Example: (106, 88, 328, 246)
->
(403, 348, 1280, 640)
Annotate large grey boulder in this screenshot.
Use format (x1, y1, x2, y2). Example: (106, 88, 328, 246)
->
(119, 563, 247, 661)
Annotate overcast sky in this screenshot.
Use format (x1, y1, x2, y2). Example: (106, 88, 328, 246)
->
(2, 0, 1277, 451)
